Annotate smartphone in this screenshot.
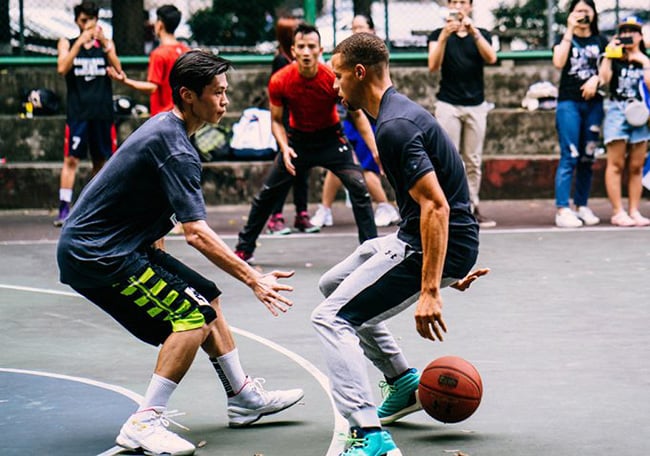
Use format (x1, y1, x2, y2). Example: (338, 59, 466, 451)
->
(619, 36, 633, 45)
(448, 10, 460, 20)
(576, 16, 590, 24)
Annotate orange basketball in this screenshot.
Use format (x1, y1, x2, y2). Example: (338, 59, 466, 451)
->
(417, 356, 482, 423)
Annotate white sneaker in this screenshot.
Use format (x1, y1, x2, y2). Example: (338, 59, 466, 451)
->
(555, 208, 583, 228)
(310, 204, 333, 227)
(116, 408, 195, 456)
(374, 202, 401, 227)
(577, 206, 600, 226)
(227, 377, 304, 427)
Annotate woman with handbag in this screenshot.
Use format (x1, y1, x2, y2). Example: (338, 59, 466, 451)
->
(599, 16, 650, 227)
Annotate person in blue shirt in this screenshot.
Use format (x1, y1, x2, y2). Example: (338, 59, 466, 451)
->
(57, 50, 303, 455)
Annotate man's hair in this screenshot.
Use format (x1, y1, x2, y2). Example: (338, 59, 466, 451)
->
(157, 5, 182, 34)
(74, 1, 99, 20)
(293, 23, 321, 44)
(170, 49, 232, 107)
(333, 33, 389, 70)
(276, 17, 300, 58)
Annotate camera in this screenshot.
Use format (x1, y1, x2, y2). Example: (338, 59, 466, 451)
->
(448, 10, 460, 20)
(576, 16, 590, 24)
(619, 36, 634, 45)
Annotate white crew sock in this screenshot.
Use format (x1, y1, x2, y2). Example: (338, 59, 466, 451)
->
(138, 373, 178, 411)
(59, 188, 73, 203)
(210, 348, 247, 397)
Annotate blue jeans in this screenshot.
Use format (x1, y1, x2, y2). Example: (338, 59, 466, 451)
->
(554, 99, 604, 208)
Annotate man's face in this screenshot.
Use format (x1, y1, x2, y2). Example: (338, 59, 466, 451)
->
(189, 73, 230, 125)
(448, 0, 472, 15)
(331, 53, 361, 111)
(76, 12, 97, 31)
(292, 32, 322, 72)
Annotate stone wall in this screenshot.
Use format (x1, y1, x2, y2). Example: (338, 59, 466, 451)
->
(1, 58, 601, 210)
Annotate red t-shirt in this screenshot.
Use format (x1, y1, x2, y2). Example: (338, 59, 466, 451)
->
(147, 42, 191, 115)
(268, 61, 340, 132)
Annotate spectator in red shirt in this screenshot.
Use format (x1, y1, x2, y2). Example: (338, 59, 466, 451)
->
(108, 4, 190, 115)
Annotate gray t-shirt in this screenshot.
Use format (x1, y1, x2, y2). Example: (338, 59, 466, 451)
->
(57, 112, 206, 287)
(375, 87, 478, 277)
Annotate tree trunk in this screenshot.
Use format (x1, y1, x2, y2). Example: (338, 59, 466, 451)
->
(112, 0, 144, 55)
(353, 0, 372, 17)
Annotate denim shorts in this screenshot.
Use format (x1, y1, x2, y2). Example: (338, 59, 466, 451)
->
(603, 100, 650, 146)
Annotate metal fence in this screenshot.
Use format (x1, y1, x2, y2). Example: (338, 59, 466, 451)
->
(3, 0, 647, 57)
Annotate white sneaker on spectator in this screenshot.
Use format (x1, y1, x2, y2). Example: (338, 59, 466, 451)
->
(611, 210, 636, 227)
(555, 208, 583, 228)
(116, 407, 195, 456)
(310, 204, 333, 227)
(227, 377, 304, 427)
(629, 210, 650, 227)
(374, 202, 401, 227)
(577, 206, 600, 226)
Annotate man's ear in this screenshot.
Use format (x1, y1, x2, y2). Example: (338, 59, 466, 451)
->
(179, 86, 194, 105)
(355, 64, 365, 79)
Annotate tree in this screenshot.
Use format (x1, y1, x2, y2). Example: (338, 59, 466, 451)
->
(492, 0, 566, 49)
(189, 0, 281, 46)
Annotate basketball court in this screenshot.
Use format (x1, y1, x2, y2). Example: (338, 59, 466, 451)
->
(1, 200, 649, 455)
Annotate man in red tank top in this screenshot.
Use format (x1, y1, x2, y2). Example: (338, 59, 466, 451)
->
(108, 4, 190, 115)
(235, 23, 378, 262)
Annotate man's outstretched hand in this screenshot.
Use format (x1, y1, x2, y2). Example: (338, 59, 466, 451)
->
(253, 270, 295, 316)
(450, 268, 490, 291)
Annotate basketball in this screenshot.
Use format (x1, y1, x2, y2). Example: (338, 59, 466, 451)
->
(417, 356, 482, 423)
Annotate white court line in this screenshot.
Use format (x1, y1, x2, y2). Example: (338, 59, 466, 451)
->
(0, 283, 347, 456)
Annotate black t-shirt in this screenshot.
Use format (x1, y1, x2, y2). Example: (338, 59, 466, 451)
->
(57, 112, 207, 288)
(427, 28, 492, 106)
(65, 38, 114, 121)
(554, 34, 608, 101)
(609, 59, 645, 101)
(375, 87, 478, 278)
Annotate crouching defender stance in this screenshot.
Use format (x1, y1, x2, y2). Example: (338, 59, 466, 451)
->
(311, 33, 489, 455)
(57, 50, 303, 456)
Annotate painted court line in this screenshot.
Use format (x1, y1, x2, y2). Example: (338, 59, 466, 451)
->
(0, 284, 346, 456)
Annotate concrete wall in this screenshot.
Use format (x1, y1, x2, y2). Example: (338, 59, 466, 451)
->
(0, 59, 596, 209)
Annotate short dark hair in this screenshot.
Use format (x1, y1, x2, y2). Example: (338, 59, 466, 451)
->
(74, 1, 99, 20)
(294, 23, 321, 44)
(333, 33, 389, 70)
(170, 49, 232, 107)
(157, 5, 182, 34)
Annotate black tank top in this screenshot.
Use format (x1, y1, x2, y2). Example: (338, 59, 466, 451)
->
(65, 38, 113, 121)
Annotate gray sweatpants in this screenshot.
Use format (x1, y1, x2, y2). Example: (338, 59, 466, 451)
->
(311, 232, 458, 428)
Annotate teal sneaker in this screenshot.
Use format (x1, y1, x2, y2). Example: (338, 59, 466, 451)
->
(377, 368, 422, 425)
(341, 427, 403, 456)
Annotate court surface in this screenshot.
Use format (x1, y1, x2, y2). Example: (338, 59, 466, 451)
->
(1, 200, 650, 455)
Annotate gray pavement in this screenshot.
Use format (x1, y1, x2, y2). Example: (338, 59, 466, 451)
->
(1, 199, 650, 455)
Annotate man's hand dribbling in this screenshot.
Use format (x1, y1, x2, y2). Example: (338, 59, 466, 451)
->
(252, 270, 295, 316)
(414, 293, 447, 342)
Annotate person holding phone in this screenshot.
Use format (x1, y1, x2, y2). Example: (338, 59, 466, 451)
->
(551, 0, 607, 228)
(427, 0, 498, 228)
(598, 16, 650, 227)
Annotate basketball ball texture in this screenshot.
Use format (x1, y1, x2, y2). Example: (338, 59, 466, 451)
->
(417, 356, 482, 423)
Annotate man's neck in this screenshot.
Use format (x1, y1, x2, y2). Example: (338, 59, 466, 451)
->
(158, 32, 179, 46)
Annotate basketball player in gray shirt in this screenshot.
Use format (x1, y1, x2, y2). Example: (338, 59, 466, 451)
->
(312, 33, 488, 456)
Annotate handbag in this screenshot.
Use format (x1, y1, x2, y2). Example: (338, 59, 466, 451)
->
(624, 81, 650, 127)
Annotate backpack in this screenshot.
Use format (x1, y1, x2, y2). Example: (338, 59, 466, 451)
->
(229, 107, 277, 160)
(24, 88, 61, 115)
(192, 123, 232, 162)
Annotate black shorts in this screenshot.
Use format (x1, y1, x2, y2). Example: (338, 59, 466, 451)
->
(64, 119, 116, 160)
(73, 248, 221, 346)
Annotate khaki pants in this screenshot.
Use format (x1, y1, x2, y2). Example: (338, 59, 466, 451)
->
(435, 100, 490, 209)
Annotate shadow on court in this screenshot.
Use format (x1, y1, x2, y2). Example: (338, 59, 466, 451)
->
(1, 201, 650, 455)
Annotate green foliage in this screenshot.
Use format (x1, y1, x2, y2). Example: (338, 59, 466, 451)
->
(189, 0, 280, 46)
(492, 0, 566, 49)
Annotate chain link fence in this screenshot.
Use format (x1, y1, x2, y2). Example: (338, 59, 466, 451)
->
(7, 0, 644, 57)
